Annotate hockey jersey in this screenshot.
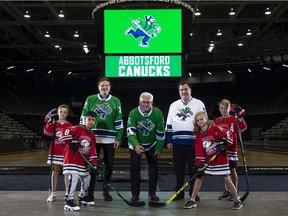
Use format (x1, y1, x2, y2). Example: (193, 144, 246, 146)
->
(215, 116, 247, 161)
(60, 125, 98, 176)
(80, 94, 123, 144)
(195, 124, 233, 175)
(127, 106, 165, 152)
(166, 97, 206, 145)
(44, 121, 72, 165)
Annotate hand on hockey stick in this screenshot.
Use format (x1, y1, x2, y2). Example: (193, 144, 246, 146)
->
(215, 138, 227, 155)
(196, 163, 207, 178)
(45, 108, 58, 123)
(90, 164, 100, 176)
(230, 103, 246, 118)
(69, 140, 79, 153)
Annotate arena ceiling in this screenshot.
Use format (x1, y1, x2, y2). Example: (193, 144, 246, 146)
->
(0, 0, 288, 81)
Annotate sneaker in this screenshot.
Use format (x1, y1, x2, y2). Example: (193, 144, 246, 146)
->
(218, 191, 231, 200)
(103, 191, 113, 201)
(228, 193, 240, 201)
(64, 200, 80, 211)
(47, 192, 57, 202)
(149, 194, 159, 202)
(130, 195, 139, 202)
(232, 201, 243, 210)
(183, 200, 197, 209)
(78, 196, 95, 206)
(173, 192, 184, 201)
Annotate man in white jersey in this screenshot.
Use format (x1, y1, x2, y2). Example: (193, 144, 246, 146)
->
(166, 81, 206, 200)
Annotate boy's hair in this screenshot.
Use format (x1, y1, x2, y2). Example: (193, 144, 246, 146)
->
(219, 99, 231, 108)
(193, 111, 214, 134)
(86, 111, 96, 118)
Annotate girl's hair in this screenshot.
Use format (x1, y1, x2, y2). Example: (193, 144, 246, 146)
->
(193, 111, 214, 133)
(219, 99, 231, 108)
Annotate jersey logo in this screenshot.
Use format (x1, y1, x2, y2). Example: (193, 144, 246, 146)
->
(137, 119, 155, 136)
(176, 107, 193, 120)
(202, 139, 217, 156)
(80, 139, 91, 154)
(94, 103, 112, 119)
(125, 15, 161, 48)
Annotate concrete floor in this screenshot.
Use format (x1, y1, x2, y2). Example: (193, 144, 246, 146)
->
(0, 191, 287, 216)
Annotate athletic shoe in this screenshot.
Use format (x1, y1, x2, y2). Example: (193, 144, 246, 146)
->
(130, 195, 139, 202)
(47, 192, 57, 202)
(64, 200, 80, 211)
(183, 200, 197, 209)
(103, 191, 113, 201)
(78, 196, 95, 206)
(232, 201, 243, 210)
(228, 193, 240, 201)
(218, 191, 231, 200)
(149, 194, 159, 202)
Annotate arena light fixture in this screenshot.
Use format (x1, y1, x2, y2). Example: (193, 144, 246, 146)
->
(248, 68, 252, 72)
(283, 64, 288, 68)
(44, 31, 50, 38)
(24, 11, 30, 18)
(58, 10, 65, 18)
(26, 68, 34, 72)
(246, 29, 252, 36)
(83, 42, 89, 54)
(265, 8, 271, 15)
(189, 72, 192, 77)
(68, 71, 72, 75)
(216, 30, 222, 36)
(229, 8, 235, 16)
(228, 70, 232, 74)
(195, 9, 201, 16)
(238, 43, 243, 47)
(74, 31, 79, 38)
(48, 70, 52, 74)
(263, 66, 271, 70)
(7, 66, 15, 69)
(207, 71, 212, 75)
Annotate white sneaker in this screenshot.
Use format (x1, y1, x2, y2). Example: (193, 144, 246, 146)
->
(64, 200, 80, 211)
(47, 192, 57, 202)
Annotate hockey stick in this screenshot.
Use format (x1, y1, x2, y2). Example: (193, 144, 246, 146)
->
(149, 152, 221, 207)
(76, 149, 146, 207)
(236, 117, 250, 202)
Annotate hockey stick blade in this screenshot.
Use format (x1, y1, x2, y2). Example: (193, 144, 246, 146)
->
(76, 150, 146, 207)
(149, 152, 220, 208)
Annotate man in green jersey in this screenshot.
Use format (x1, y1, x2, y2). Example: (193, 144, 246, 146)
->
(127, 92, 165, 202)
(80, 77, 123, 201)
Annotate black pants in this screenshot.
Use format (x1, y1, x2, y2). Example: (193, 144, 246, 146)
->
(88, 143, 115, 195)
(129, 146, 158, 196)
(172, 143, 196, 195)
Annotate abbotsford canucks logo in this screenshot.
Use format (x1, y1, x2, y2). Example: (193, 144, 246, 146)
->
(176, 107, 193, 120)
(94, 103, 112, 119)
(137, 119, 155, 136)
(125, 15, 161, 48)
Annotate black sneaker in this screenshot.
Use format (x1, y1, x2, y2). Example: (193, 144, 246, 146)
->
(78, 196, 95, 206)
(232, 201, 243, 210)
(183, 200, 197, 209)
(103, 191, 113, 201)
(64, 200, 80, 211)
(218, 191, 231, 200)
(130, 195, 139, 202)
(149, 194, 159, 202)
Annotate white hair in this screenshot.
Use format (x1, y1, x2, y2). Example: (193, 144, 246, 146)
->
(140, 92, 153, 101)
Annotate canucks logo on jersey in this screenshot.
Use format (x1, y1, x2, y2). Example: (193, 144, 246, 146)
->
(94, 103, 112, 119)
(125, 15, 161, 48)
(176, 107, 193, 121)
(137, 119, 155, 136)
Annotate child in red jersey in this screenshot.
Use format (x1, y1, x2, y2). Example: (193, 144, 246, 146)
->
(60, 111, 98, 211)
(44, 104, 72, 202)
(183, 111, 243, 210)
(215, 99, 247, 201)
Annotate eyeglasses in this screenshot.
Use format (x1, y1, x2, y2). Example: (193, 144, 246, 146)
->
(140, 100, 152, 104)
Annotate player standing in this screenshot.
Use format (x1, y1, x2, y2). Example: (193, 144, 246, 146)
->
(60, 111, 98, 211)
(44, 104, 72, 202)
(215, 99, 247, 201)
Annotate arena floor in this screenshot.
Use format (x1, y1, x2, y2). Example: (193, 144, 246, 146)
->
(0, 149, 287, 215)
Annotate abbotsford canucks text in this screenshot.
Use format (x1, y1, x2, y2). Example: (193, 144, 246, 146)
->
(118, 56, 170, 77)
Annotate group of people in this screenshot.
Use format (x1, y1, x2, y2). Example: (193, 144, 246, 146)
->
(44, 77, 247, 211)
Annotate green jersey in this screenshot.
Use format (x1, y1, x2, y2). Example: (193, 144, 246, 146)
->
(127, 106, 165, 152)
(80, 93, 123, 144)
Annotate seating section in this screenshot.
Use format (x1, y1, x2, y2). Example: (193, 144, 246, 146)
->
(262, 117, 288, 140)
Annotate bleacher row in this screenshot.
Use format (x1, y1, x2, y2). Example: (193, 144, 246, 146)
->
(0, 84, 287, 153)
